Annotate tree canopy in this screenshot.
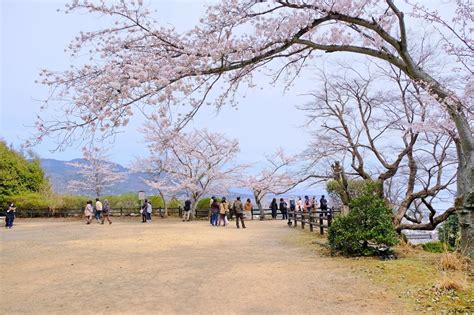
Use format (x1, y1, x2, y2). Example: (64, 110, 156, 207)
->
(0, 141, 49, 206)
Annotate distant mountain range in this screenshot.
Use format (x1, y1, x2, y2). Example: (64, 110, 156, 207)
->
(40, 158, 152, 196)
(40, 158, 325, 201)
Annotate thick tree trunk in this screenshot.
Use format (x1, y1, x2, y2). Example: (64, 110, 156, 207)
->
(253, 190, 264, 220)
(409, 69, 473, 258)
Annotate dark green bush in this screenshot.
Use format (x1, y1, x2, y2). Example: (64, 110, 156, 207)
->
(437, 213, 459, 248)
(328, 193, 399, 256)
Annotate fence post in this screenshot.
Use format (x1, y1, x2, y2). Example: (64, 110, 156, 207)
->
(309, 212, 314, 232)
(319, 213, 324, 235)
(294, 212, 297, 227)
(301, 212, 305, 229)
(120, 207, 123, 216)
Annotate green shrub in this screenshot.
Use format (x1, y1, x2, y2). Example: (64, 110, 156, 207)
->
(0, 141, 50, 205)
(328, 193, 399, 256)
(422, 241, 449, 253)
(437, 213, 459, 248)
(9, 192, 54, 209)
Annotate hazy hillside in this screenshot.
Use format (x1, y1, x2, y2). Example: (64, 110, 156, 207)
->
(40, 158, 153, 196)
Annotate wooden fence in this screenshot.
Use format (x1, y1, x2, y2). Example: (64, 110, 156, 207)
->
(287, 208, 341, 235)
(10, 207, 326, 222)
(11, 207, 207, 218)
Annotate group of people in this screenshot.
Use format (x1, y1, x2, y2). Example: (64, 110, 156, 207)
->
(208, 196, 251, 228)
(270, 195, 329, 219)
(84, 198, 112, 224)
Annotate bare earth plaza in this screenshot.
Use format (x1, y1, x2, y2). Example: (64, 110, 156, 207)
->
(1, 0, 474, 314)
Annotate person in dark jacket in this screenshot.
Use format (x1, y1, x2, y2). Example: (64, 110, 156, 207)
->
(270, 198, 278, 219)
(140, 199, 148, 223)
(100, 199, 112, 224)
(233, 197, 246, 229)
(320, 195, 328, 217)
(279, 198, 288, 220)
(5, 202, 16, 229)
(183, 199, 192, 222)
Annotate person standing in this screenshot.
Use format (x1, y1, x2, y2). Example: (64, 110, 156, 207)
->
(244, 198, 253, 220)
(146, 199, 152, 223)
(140, 199, 148, 223)
(311, 196, 318, 213)
(95, 198, 103, 223)
(279, 198, 288, 220)
(210, 197, 220, 226)
(218, 197, 229, 227)
(5, 202, 16, 229)
(233, 197, 246, 229)
(183, 199, 192, 222)
(303, 195, 312, 213)
(270, 198, 278, 219)
(296, 197, 303, 212)
(84, 200, 93, 224)
(101, 199, 112, 224)
(320, 195, 328, 213)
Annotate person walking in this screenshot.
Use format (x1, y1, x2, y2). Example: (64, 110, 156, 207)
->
(279, 198, 288, 220)
(140, 199, 148, 223)
(84, 200, 93, 224)
(5, 202, 16, 229)
(218, 197, 229, 227)
(95, 198, 103, 223)
(210, 197, 220, 226)
(270, 198, 278, 219)
(244, 198, 253, 220)
(100, 199, 112, 224)
(233, 197, 246, 229)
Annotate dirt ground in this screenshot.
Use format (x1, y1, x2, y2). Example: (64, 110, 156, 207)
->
(1, 217, 408, 314)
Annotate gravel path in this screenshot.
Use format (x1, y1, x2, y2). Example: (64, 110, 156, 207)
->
(1, 218, 407, 314)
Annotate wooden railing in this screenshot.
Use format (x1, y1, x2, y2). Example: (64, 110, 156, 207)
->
(287, 208, 341, 235)
(10, 207, 209, 218)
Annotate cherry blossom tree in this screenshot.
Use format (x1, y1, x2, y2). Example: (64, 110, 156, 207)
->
(243, 149, 298, 220)
(143, 124, 243, 217)
(130, 157, 178, 217)
(301, 65, 458, 232)
(37, 1, 473, 255)
(67, 146, 126, 197)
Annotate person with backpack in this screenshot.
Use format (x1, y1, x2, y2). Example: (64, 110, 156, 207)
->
(183, 199, 192, 222)
(233, 197, 246, 229)
(101, 199, 112, 224)
(279, 198, 288, 220)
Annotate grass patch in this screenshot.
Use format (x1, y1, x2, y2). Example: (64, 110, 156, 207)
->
(288, 227, 473, 313)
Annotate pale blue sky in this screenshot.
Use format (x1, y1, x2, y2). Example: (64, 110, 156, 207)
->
(1, 0, 313, 167)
